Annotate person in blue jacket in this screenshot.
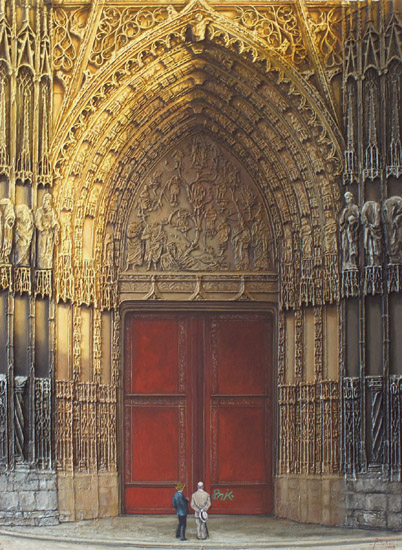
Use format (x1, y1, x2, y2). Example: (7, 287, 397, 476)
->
(172, 482, 189, 541)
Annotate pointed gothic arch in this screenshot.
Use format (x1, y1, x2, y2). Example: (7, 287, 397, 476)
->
(51, 1, 343, 310)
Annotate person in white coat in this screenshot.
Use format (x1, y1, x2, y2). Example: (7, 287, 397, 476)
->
(190, 481, 211, 540)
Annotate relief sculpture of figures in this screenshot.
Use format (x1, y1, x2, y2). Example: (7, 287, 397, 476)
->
(35, 193, 60, 269)
(125, 135, 273, 273)
(282, 225, 293, 265)
(361, 201, 382, 266)
(126, 222, 143, 270)
(190, 13, 209, 42)
(323, 213, 337, 255)
(232, 214, 251, 270)
(142, 221, 166, 270)
(339, 191, 360, 271)
(252, 207, 270, 269)
(383, 196, 402, 264)
(14, 204, 34, 266)
(0, 198, 15, 264)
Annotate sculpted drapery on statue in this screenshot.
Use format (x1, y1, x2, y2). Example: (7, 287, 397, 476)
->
(35, 193, 60, 270)
(124, 135, 273, 274)
(361, 201, 382, 267)
(15, 205, 34, 267)
(0, 198, 15, 264)
(339, 191, 360, 272)
(383, 196, 402, 265)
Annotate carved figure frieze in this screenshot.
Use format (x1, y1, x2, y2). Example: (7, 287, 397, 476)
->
(35, 193, 59, 270)
(125, 135, 273, 274)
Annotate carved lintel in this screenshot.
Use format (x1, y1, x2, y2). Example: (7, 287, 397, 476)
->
(234, 276, 254, 301)
(144, 275, 161, 300)
(190, 275, 205, 301)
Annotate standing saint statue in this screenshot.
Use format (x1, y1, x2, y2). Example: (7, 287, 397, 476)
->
(0, 198, 15, 264)
(339, 191, 360, 270)
(35, 193, 60, 269)
(14, 204, 34, 266)
(361, 201, 382, 267)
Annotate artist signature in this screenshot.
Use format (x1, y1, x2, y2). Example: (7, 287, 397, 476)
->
(212, 489, 234, 501)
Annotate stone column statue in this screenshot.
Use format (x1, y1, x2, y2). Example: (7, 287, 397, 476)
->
(35, 193, 60, 269)
(361, 201, 382, 266)
(14, 204, 34, 266)
(0, 198, 15, 264)
(339, 191, 360, 270)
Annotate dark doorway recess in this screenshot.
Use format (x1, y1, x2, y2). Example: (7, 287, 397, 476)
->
(123, 311, 274, 514)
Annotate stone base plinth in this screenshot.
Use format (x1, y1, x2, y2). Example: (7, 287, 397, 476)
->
(57, 471, 119, 522)
(345, 476, 402, 530)
(274, 475, 346, 526)
(0, 470, 59, 526)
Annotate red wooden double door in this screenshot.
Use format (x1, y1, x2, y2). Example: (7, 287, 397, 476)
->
(123, 311, 273, 514)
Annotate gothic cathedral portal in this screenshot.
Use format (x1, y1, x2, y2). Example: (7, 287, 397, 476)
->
(0, 0, 401, 531)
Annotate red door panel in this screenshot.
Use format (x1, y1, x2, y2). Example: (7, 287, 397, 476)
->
(123, 312, 274, 515)
(124, 314, 191, 514)
(205, 314, 273, 514)
(128, 319, 182, 394)
(210, 317, 269, 395)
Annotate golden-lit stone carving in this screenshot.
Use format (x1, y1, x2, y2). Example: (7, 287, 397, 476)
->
(35, 194, 60, 270)
(125, 134, 273, 275)
(14, 205, 34, 267)
(0, 199, 15, 264)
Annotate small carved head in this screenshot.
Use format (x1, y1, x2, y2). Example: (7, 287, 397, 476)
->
(344, 191, 354, 205)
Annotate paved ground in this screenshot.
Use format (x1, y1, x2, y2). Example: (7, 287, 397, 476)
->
(0, 515, 402, 550)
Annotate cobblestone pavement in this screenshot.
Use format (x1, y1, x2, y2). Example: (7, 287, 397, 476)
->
(0, 516, 402, 550)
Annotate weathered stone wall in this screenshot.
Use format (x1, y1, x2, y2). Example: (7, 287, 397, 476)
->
(345, 478, 402, 530)
(274, 475, 345, 526)
(0, 472, 58, 526)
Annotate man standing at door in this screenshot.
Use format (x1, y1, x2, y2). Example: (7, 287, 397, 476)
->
(191, 481, 211, 540)
(173, 483, 188, 541)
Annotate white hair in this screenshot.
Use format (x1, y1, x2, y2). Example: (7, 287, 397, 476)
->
(197, 481, 204, 489)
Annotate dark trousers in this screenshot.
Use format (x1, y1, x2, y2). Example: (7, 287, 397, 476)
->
(176, 515, 187, 539)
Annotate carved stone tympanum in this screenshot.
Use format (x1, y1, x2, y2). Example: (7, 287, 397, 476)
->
(125, 134, 274, 275)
